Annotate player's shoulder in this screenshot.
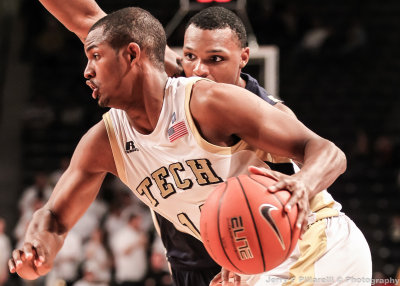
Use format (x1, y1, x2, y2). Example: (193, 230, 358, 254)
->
(190, 80, 228, 117)
(192, 78, 242, 104)
(72, 119, 115, 174)
(82, 119, 109, 144)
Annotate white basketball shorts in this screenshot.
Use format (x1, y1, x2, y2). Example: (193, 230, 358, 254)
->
(241, 213, 372, 286)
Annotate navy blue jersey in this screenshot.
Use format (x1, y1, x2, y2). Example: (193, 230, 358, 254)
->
(241, 72, 279, 105)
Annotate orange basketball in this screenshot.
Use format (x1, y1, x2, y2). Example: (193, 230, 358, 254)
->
(200, 174, 300, 275)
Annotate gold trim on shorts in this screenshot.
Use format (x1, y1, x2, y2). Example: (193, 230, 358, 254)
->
(284, 219, 328, 286)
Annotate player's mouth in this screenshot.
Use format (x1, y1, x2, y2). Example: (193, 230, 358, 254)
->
(86, 80, 99, 100)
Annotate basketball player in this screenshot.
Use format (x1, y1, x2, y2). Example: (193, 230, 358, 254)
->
(33, 2, 302, 285)
(40, 3, 372, 286)
(25, 2, 371, 285)
(35, 2, 300, 285)
(180, 8, 372, 286)
(9, 6, 351, 285)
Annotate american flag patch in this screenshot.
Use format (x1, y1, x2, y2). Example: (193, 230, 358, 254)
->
(168, 121, 188, 142)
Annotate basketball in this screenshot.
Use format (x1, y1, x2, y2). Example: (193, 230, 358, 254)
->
(200, 174, 300, 275)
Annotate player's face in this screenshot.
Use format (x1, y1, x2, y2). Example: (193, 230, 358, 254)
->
(83, 27, 129, 108)
(182, 25, 249, 86)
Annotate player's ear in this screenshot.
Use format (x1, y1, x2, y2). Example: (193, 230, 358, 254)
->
(126, 42, 140, 65)
(240, 47, 250, 69)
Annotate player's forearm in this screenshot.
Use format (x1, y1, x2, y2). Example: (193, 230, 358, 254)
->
(38, 0, 106, 41)
(294, 138, 347, 198)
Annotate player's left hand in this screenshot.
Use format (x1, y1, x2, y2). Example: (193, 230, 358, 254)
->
(210, 268, 249, 286)
(249, 166, 310, 237)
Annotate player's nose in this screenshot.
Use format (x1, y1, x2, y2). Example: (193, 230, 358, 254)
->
(84, 62, 95, 79)
(193, 60, 209, 78)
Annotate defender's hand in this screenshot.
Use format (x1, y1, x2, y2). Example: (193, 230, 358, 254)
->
(249, 166, 310, 236)
(165, 46, 184, 77)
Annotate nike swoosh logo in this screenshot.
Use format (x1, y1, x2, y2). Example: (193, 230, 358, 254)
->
(259, 204, 286, 250)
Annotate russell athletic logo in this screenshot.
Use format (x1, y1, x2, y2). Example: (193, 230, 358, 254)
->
(259, 204, 286, 250)
(125, 141, 139, 153)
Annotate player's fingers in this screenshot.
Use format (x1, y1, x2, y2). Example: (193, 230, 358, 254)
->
(12, 250, 23, 269)
(233, 274, 241, 286)
(297, 213, 308, 240)
(267, 179, 292, 193)
(248, 166, 275, 178)
(22, 243, 35, 261)
(285, 184, 306, 211)
(249, 166, 295, 194)
(210, 272, 222, 285)
(221, 268, 230, 283)
(293, 194, 309, 240)
(8, 259, 16, 273)
(32, 245, 45, 267)
(295, 203, 307, 230)
(284, 190, 301, 212)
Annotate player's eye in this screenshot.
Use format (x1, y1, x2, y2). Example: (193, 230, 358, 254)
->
(93, 53, 100, 60)
(184, 53, 196, 61)
(210, 55, 223, 62)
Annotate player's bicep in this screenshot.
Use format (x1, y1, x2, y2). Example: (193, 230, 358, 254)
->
(193, 82, 317, 162)
(237, 98, 319, 162)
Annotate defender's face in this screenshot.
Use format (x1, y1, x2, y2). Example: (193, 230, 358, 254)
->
(83, 27, 127, 108)
(182, 25, 248, 85)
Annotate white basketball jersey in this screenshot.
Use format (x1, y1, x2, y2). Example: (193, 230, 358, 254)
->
(103, 77, 340, 241)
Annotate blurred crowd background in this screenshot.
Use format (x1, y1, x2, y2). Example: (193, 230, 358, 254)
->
(1, 0, 400, 285)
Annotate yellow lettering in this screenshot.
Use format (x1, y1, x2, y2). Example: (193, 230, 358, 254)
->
(169, 162, 193, 190)
(151, 167, 176, 198)
(186, 159, 223, 185)
(136, 177, 159, 206)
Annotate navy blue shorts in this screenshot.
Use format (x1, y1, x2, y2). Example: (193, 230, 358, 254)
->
(171, 266, 222, 286)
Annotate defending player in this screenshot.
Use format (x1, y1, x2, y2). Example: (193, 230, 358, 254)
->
(180, 8, 372, 286)
(9, 6, 348, 283)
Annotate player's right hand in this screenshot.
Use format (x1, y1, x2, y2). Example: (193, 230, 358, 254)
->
(248, 166, 310, 238)
(8, 242, 51, 280)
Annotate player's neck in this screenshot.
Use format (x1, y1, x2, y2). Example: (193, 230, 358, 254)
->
(237, 76, 247, 89)
(125, 69, 169, 135)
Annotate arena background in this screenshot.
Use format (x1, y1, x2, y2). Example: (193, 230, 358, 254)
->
(0, 0, 399, 284)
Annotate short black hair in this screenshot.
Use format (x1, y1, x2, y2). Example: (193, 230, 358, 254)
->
(185, 6, 247, 48)
(90, 7, 166, 70)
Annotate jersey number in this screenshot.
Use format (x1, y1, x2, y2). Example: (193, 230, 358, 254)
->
(177, 209, 202, 240)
